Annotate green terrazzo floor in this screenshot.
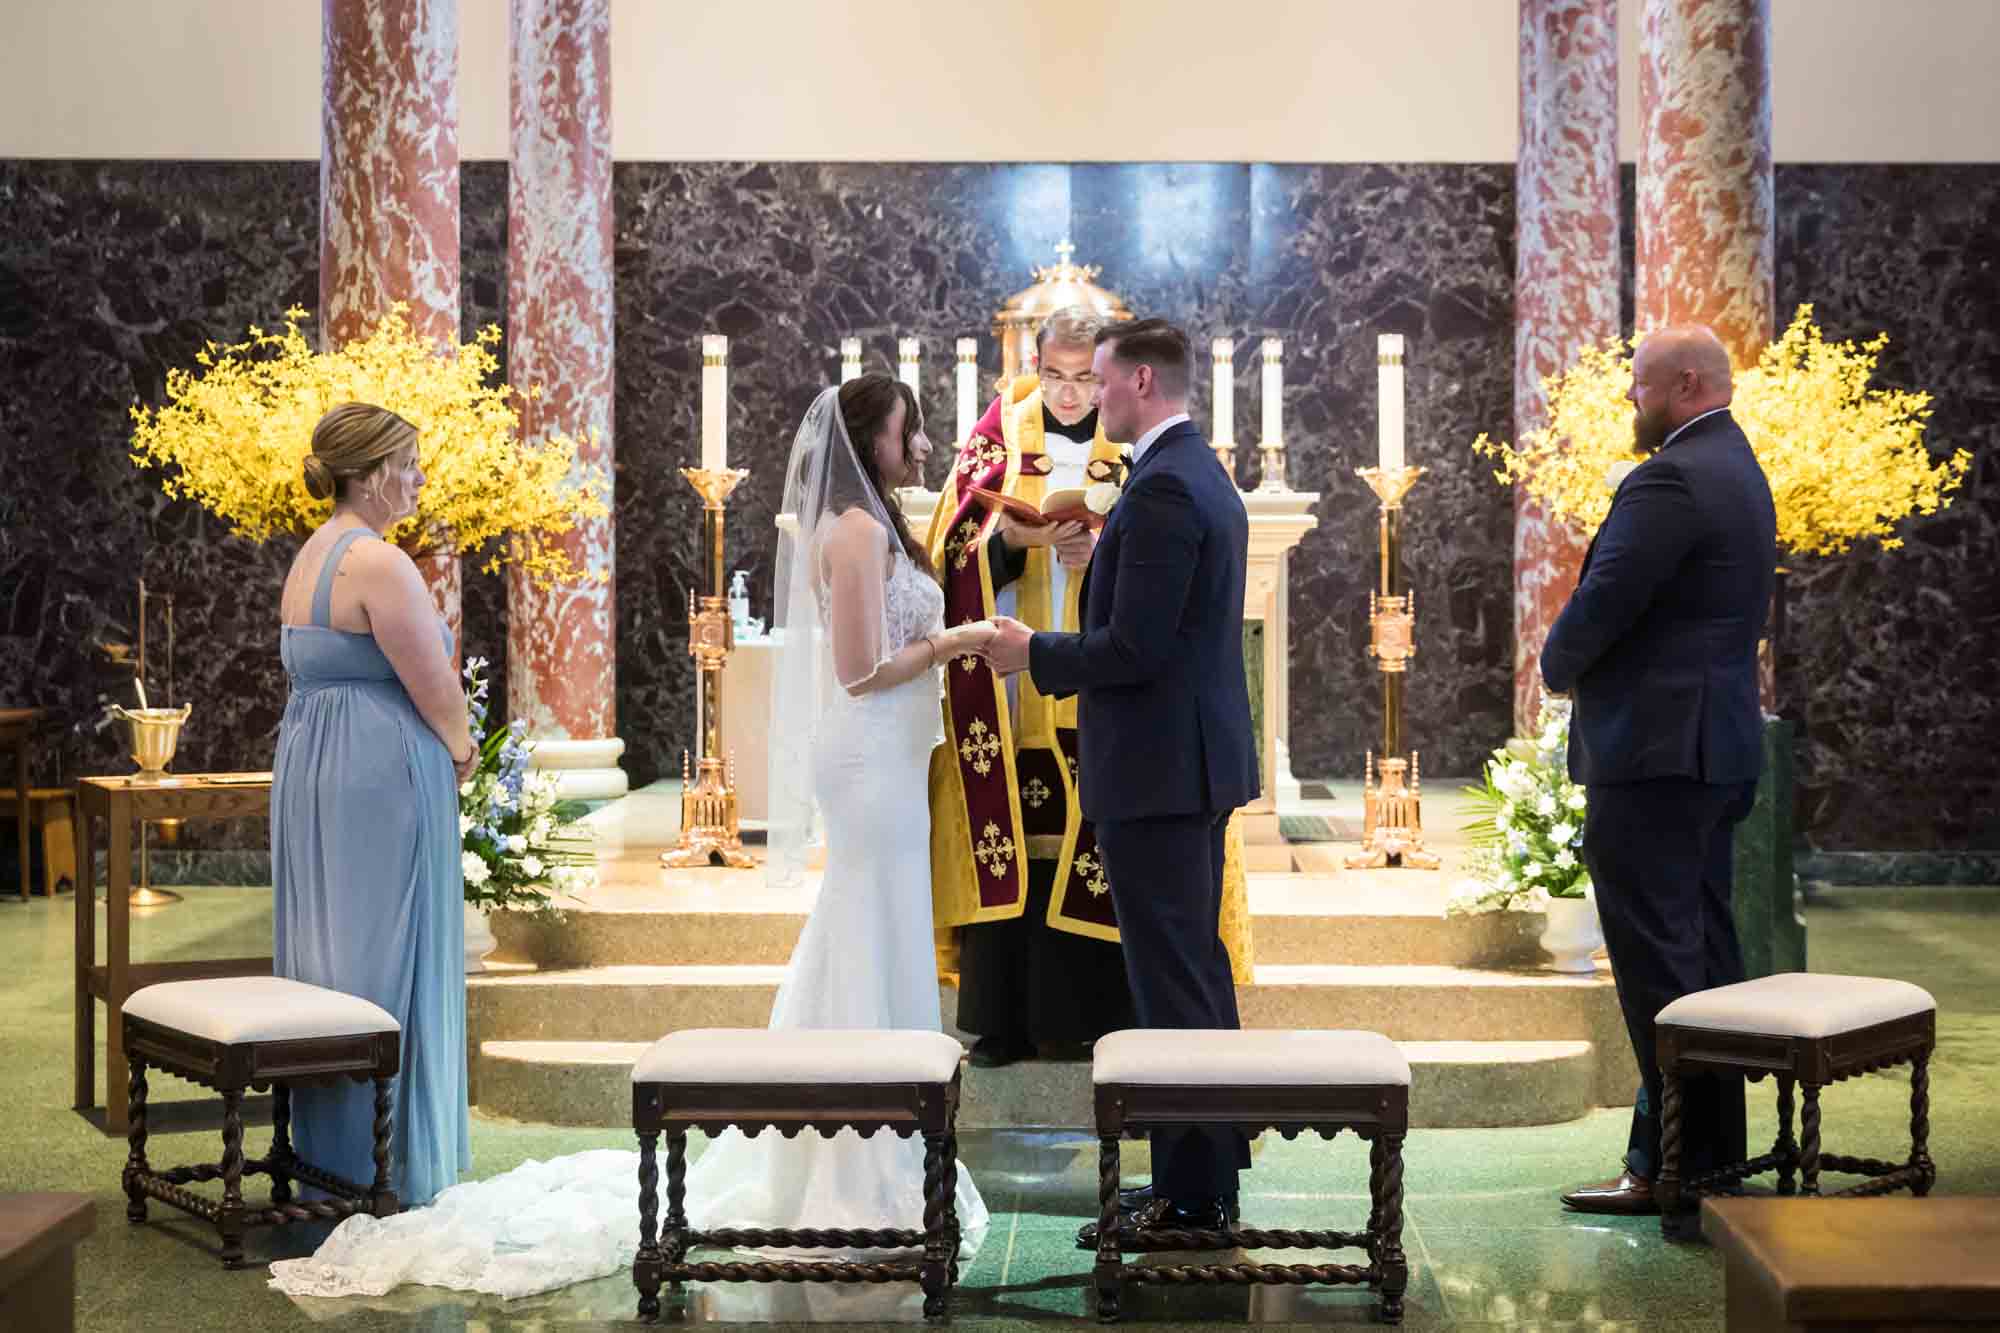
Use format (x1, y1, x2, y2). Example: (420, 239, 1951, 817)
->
(3, 883, 1994, 1331)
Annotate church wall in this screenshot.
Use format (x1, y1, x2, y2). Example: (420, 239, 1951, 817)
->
(6, 1, 1999, 165)
(0, 158, 1993, 853)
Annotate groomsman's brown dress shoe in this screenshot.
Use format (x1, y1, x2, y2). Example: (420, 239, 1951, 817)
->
(1560, 1171, 1658, 1215)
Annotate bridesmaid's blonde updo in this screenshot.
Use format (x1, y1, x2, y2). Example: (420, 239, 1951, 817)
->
(303, 402, 419, 501)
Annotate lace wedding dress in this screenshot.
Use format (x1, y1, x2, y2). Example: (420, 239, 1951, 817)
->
(268, 551, 988, 1302)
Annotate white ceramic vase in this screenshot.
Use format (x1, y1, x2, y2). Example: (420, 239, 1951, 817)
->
(1539, 894, 1603, 973)
(464, 901, 497, 975)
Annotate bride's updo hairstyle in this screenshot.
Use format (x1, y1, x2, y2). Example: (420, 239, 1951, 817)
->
(303, 402, 419, 502)
(837, 373, 933, 575)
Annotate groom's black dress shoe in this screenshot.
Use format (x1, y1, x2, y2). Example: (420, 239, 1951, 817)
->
(1116, 1183, 1240, 1222)
(968, 1036, 1036, 1068)
(1075, 1195, 1234, 1250)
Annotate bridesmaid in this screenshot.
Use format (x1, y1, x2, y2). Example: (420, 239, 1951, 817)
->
(272, 402, 475, 1206)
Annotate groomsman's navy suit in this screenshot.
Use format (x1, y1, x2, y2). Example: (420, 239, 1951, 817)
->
(1029, 415, 1259, 1204)
(1541, 407, 1777, 1185)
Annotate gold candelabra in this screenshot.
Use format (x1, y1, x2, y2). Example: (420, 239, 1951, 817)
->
(1346, 465, 1440, 870)
(662, 467, 756, 870)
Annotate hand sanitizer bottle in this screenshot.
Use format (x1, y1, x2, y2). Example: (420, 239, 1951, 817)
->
(728, 570, 751, 636)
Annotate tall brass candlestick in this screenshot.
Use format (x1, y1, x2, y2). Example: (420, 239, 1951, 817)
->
(662, 467, 757, 870)
(1346, 465, 1440, 870)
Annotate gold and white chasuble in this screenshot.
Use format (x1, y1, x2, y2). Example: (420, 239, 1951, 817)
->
(925, 374, 1252, 983)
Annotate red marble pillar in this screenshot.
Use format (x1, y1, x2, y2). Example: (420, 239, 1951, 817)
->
(1514, 0, 1620, 735)
(1638, 0, 1776, 701)
(321, 0, 463, 642)
(505, 0, 624, 798)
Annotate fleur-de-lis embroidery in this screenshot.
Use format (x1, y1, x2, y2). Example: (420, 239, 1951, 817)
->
(974, 821, 1016, 880)
(1023, 777, 1051, 809)
(949, 518, 982, 571)
(1065, 754, 1079, 782)
(1073, 850, 1110, 896)
(959, 718, 1002, 777)
(957, 438, 1007, 476)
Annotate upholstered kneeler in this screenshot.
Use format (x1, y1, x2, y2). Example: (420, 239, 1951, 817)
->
(1090, 1028, 1411, 1325)
(629, 1028, 965, 1322)
(1655, 972, 1938, 1239)
(119, 977, 401, 1267)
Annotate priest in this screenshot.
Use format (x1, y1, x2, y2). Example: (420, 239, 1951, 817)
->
(927, 306, 1251, 1067)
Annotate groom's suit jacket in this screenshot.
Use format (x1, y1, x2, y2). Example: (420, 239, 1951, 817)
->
(1028, 418, 1260, 822)
(1541, 408, 1776, 787)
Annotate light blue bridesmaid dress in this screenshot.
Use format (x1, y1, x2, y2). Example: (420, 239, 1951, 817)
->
(272, 526, 471, 1207)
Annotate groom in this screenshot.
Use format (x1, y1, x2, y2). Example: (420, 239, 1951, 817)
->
(982, 318, 1258, 1235)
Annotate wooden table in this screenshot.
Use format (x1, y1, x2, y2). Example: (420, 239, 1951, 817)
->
(0, 709, 45, 903)
(0, 1192, 96, 1333)
(1704, 1196, 2000, 1330)
(73, 772, 273, 1135)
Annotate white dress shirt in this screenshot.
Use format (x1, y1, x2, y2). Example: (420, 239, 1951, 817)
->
(1130, 412, 1191, 466)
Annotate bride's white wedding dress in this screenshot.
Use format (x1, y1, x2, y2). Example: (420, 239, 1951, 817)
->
(269, 551, 988, 1301)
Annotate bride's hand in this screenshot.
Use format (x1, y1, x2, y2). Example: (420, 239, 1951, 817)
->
(935, 620, 996, 660)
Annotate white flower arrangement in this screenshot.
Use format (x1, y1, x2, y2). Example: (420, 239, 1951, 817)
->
(1450, 698, 1592, 914)
(458, 657, 595, 913)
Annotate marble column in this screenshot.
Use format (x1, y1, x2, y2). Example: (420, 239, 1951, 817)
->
(505, 0, 624, 799)
(321, 0, 463, 641)
(1637, 0, 1775, 701)
(1514, 0, 1621, 736)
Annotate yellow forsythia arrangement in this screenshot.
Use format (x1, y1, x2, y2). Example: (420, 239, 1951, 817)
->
(1473, 306, 1970, 556)
(129, 304, 609, 583)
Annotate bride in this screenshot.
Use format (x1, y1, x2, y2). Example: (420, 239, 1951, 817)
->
(269, 375, 995, 1301)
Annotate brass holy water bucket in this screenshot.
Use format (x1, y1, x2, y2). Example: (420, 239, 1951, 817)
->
(110, 704, 191, 779)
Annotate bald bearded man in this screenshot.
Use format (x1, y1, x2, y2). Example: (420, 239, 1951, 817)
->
(1540, 326, 1777, 1224)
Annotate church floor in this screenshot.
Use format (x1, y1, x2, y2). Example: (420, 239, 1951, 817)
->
(3, 884, 1995, 1332)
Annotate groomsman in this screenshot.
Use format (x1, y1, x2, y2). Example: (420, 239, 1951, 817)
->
(1541, 325, 1776, 1219)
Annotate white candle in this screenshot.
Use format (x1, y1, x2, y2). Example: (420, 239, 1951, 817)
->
(1260, 337, 1283, 449)
(898, 337, 921, 396)
(840, 336, 862, 383)
(1378, 333, 1405, 472)
(1211, 337, 1234, 445)
(700, 334, 728, 471)
(956, 338, 977, 443)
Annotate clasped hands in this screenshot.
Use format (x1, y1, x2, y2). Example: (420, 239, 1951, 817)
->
(929, 616, 1035, 677)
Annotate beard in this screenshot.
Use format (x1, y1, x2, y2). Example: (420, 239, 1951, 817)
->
(1632, 405, 1671, 455)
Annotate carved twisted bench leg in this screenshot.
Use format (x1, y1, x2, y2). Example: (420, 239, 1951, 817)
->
(269, 1082, 295, 1207)
(634, 1130, 663, 1322)
(124, 1057, 150, 1224)
(219, 1087, 246, 1268)
(1095, 1133, 1122, 1323)
(1800, 1083, 1823, 1197)
(1774, 1075, 1797, 1196)
(1370, 1132, 1407, 1324)
(1909, 1050, 1935, 1197)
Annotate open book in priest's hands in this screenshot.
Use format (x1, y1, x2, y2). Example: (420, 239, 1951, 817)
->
(968, 486, 1110, 531)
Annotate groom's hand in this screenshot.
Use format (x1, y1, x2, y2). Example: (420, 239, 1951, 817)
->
(981, 616, 1034, 676)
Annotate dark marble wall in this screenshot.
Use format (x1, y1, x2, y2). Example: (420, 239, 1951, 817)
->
(0, 160, 1992, 851)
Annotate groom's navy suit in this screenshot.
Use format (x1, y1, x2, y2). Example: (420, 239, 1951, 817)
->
(1030, 416, 1259, 1203)
(1541, 407, 1776, 1187)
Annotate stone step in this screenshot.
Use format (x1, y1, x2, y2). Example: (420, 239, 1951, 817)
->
(473, 1038, 1603, 1131)
(466, 961, 1632, 1105)
(486, 877, 1551, 970)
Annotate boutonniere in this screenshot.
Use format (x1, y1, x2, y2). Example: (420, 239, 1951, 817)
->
(1604, 458, 1640, 492)
(1084, 456, 1129, 516)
